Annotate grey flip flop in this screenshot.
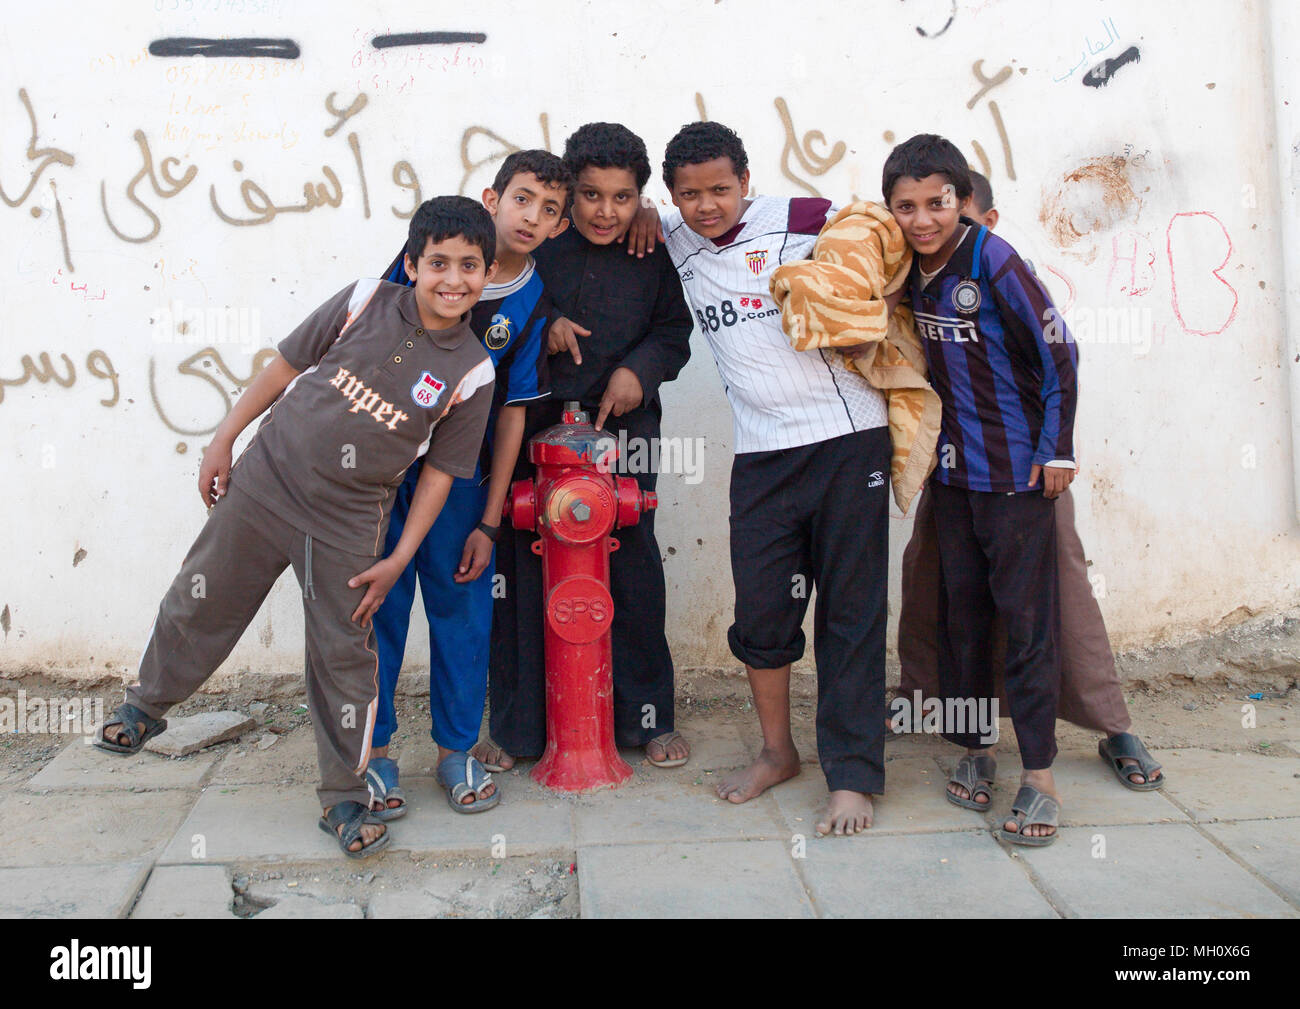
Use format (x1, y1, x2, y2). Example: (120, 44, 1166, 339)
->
(436, 751, 500, 814)
(1099, 733, 1165, 791)
(994, 784, 1060, 847)
(946, 753, 997, 811)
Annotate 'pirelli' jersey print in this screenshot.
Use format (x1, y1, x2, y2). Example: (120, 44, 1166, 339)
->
(232, 279, 495, 556)
(907, 219, 1078, 494)
(663, 195, 887, 453)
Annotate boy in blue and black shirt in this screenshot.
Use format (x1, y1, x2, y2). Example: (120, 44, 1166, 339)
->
(884, 134, 1078, 846)
(367, 151, 571, 815)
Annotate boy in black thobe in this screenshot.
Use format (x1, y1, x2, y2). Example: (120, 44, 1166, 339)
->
(478, 123, 693, 770)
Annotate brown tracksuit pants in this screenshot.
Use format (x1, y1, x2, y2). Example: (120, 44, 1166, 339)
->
(126, 482, 380, 808)
(898, 485, 1132, 736)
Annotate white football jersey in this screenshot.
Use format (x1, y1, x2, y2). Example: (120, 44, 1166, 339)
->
(663, 195, 888, 453)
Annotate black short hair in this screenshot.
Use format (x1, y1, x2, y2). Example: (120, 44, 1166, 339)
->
(563, 122, 652, 192)
(406, 196, 495, 267)
(492, 149, 575, 215)
(662, 121, 749, 190)
(968, 169, 995, 215)
(881, 133, 973, 206)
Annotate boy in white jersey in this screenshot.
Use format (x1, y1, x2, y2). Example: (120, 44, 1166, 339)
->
(654, 121, 889, 835)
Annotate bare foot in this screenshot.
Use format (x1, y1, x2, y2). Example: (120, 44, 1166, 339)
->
(470, 738, 515, 773)
(322, 806, 386, 854)
(816, 790, 874, 836)
(716, 746, 800, 804)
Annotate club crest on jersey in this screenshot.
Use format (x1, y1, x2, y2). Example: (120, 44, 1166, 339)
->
(484, 313, 512, 351)
(745, 249, 768, 276)
(953, 280, 981, 313)
(411, 371, 445, 409)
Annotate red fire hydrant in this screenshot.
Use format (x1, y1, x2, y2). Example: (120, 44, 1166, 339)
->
(504, 402, 657, 792)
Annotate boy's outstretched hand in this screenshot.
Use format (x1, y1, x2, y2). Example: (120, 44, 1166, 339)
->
(198, 439, 233, 507)
(1028, 464, 1075, 499)
(595, 367, 643, 430)
(549, 316, 589, 365)
(349, 557, 403, 626)
(621, 197, 664, 257)
(454, 527, 495, 584)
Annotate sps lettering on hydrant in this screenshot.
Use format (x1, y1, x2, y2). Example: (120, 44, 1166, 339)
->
(504, 402, 657, 792)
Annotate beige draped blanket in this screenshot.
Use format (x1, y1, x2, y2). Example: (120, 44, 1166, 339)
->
(769, 201, 941, 514)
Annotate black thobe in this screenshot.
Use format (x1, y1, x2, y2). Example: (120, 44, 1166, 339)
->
(488, 227, 693, 754)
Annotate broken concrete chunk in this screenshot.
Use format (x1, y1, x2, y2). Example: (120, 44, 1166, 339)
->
(144, 711, 256, 757)
(249, 702, 269, 722)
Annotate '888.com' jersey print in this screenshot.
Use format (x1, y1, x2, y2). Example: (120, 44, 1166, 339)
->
(662, 195, 888, 453)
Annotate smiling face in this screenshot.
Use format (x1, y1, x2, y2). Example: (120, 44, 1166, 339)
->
(483, 171, 570, 257)
(570, 165, 640, 244)
(404, 235, 494, 330)
(669, 157, 750, 240)
(887, 173, 963, 263)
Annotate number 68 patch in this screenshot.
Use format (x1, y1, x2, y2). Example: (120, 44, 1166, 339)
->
(411, 371, 446, 408)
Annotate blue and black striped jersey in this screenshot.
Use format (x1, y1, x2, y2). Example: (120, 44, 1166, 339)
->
(908, 218, 1078, 494)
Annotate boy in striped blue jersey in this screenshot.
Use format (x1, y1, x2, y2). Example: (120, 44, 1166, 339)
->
(885, 134, 1078, 845)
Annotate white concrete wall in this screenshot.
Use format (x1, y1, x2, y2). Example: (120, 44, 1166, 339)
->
(1, 0, 1294, 681)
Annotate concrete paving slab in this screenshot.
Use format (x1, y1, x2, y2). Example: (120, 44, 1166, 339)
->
(578, 840, 816, 918)
(573, 778, 786, 846)
(669, 718, 750, 772)
(392, 777, 575, 857)
(799, 830, 1058, 918)
(131, 865, 236, 919)
(144, 711, 256, 757)
(159, 780, 574, 864)
(988, 749, 1190, 827)
(1201, 818, 1300, 904)
(254, 894, 363, 919)
(206, 726, 319, 785)
(159, 785, 357, 863)
(4, 791, 195, 867)
(767, 758, 985, 835)
(1019, 822, 1297, 918)
(1156, 748, 1300, 821)
(27, 738, 219, 792)
(0, 861, 150, 918)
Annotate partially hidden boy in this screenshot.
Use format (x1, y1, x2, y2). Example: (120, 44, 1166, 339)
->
(896, 170, 1163, 793)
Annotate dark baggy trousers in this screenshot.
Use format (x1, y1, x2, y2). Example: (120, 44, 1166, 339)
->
(727, 427, 891, 795)
(929, 480, 1061, 770)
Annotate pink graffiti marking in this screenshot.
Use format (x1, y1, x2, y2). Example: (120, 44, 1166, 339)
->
(1042, 263, 1076, 315)
(1166, 211, 1238, 336)
(1108, 230, 1155, 297)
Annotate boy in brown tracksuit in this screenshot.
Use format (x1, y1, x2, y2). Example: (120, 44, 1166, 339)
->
(97, 197, 499, 858)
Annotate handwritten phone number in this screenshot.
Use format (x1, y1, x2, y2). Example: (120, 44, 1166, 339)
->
(153, 0, 283, 14)
(165, 61, 304, 84)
